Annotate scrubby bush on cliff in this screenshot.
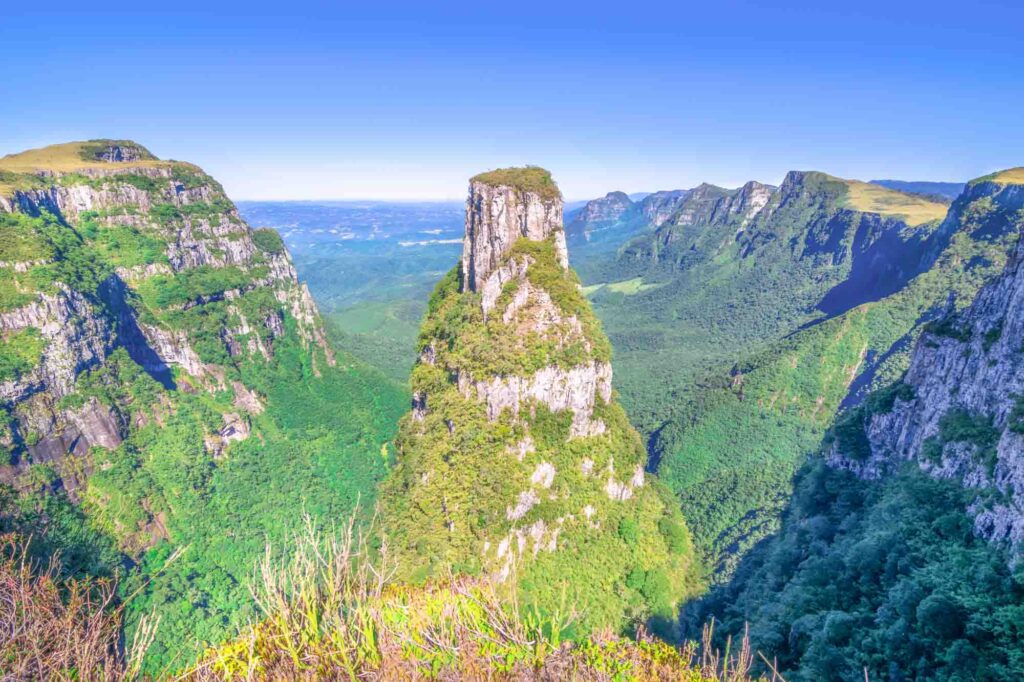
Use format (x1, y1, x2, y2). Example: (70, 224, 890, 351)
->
(0, 533, 156, 681)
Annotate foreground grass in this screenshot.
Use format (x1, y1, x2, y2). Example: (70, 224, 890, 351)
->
(186, 517, 766, 681)
(0, 533, 156, 681)
(1, 517, 772, 681)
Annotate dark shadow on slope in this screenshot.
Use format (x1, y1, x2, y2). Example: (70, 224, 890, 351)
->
(816, 218, 933, 319)
(98, 274, 176, 390)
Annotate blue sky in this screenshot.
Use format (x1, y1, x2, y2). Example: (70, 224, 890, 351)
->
(2, 1, 1022, 200)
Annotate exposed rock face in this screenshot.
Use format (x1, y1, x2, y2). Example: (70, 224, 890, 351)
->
(457, 361, 612, 438)
(0, 141, 334, 495)
(461, 179, 566, 292)
(383, 169, 695, 619)
(663, 180, 774, 234)
(829, 176, 1024, 556)
(622, 180, 775, 266)
(640, 189, 691, 227)
(574, 191, 634, 224)
(0, 287, 110, 402)
(565, 191, 644, 245)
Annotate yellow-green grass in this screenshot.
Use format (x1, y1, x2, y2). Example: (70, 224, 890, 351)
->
(0, 140, 170, 174)
(988, 167, 1024, 185)
(471, 166, 562, 200)
(841, 179, 949, 226)
(583, 277, 662, 296)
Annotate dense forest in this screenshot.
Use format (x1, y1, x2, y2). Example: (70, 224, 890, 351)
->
(3, 140, 1024, 681)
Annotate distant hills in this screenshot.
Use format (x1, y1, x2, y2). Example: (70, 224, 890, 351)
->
(869, 178, 966, 201)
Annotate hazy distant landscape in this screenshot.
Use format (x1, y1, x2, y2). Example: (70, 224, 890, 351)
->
(238, 201, 464, 380)
(5, 3, 1024, 680)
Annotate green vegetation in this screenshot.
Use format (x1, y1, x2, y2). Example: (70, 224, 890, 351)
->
(0, 328, 46, 382)
(471, 166, 562, 200)
(0, 212, 54, 262)
(416, 238, 610, 378)
(382, 231, 698, 635)
(184, 522, 759, 682)
(78, 210, 168, 268)
(0, 169, 50, 197)
(0, 147, 410, 676)
(582, 276, 662, 297)
(98, 324, 406, 670)
(0, 271, 40, 313)
(134, 265, 257, 310)
(581, 170, 1019, 581)
(697, 460, 1024, 681)
(251, 226, 285, 253)
(0, 520, 760, 682)
(1008, 394, 1024, 434)
(922, 408, 1001, 474)
(148, 199, 235, 228)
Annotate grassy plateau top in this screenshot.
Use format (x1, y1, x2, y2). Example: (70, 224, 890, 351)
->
(839, 177, 949, 226)
(972, 167, 1024, 186)
(0, 140, 169, 173)
(470, 166, 562, 201)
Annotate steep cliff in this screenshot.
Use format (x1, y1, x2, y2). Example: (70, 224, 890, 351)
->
(381, 167, 698, 629)
(694, 171, 1024, 681)
(565, 190, 642, 245)
(639, 189, 692, 228)
(586, 170, 1006, 582)
(620, 181, 774, 267)
(0, 140, 404, 669)
(0, 140, 332, 492)
(830, 169, 1024, 556)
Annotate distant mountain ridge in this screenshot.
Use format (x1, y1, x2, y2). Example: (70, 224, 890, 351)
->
(870, 178, 965, 201)
(577, 169, 1014, 580)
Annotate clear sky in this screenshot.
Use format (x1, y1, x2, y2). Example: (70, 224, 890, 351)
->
(2, 0, 1022, 200)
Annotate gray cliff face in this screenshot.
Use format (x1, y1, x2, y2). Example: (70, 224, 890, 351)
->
(461, 180, 566, 292)
(663, 181, 773, 234)
(572, 191, 635, 225)
(392, 170, 661, 585)
(433, 176, 613, 442)
(622, 180, 775, 265)
(0, 288, 111, 403)
(0, 142, 334, 496)
(457, 361, 613, 439)
(829, 178, 1024, 556)
(640, 189, 691, 227)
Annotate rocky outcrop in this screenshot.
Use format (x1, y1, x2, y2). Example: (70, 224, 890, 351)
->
(829, 175, 1024, 556)
(573, 191, 634, 224)
(457, 361, 612, 438)
(566, 191, 637, 238)
(383, 168, 695, 621)
(663, 181, 774, 234)
(461, 179, 566, 292)
(0, 140, 335, 497)
(0, 287, 111, 402)
(640, 189, 691, 227)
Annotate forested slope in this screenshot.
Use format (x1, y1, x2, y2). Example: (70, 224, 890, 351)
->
(0, 140, 406, 670)
(585, 171, 1017, 578)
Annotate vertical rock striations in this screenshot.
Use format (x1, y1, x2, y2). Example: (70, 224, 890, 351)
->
(0, 140, 334, 498)
(382, 166, 697, 630)
(829, 169, 1024, 557)
(461, 167, 567, 292)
